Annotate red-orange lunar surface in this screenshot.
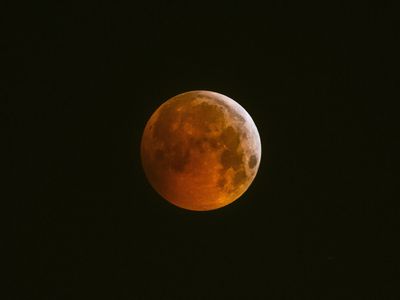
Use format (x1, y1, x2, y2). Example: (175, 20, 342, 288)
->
(141, 90, 261, 211)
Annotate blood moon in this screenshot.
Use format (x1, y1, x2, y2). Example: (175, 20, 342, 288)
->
(141, 90, 261, 211)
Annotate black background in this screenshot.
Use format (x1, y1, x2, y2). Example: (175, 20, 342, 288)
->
(7, 1, 398, 299)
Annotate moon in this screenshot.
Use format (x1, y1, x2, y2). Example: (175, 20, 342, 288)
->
(141, 90, 261, 211)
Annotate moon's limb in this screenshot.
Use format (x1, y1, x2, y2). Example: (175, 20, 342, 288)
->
(141, 90, 261, 211)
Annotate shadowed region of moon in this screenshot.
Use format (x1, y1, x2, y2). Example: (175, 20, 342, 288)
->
(141, 90, 262, 211)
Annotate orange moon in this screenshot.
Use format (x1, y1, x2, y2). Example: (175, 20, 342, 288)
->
(141, 90, 261, 211)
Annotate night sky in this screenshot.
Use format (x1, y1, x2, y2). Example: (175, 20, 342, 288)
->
(8, 1, 398, 299)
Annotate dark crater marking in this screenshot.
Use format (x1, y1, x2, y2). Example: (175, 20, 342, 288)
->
(248, 155, 258, 169)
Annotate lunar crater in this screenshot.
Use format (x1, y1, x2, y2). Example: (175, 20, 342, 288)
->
(248, 154, 258, 169)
